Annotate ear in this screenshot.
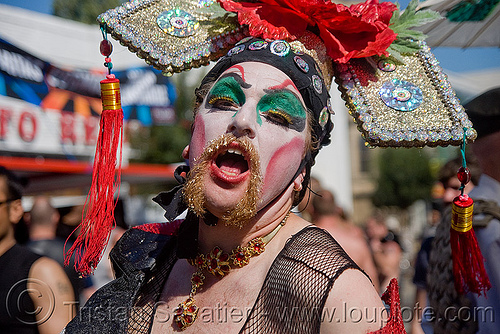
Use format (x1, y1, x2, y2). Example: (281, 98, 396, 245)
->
(182, 145, 190, 160)
(293, 166, 307, 192)
(9, 199, 24, 225)
(52, 210, 60, 225)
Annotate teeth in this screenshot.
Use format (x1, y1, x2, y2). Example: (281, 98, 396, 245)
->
(227, 148, 243, 156)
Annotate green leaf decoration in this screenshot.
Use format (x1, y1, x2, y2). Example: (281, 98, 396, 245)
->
(199, 2, 239, 34)
(395, 30, 427, 41)
(382, 49, 406, 65)
(390, 39, 422, 54)
(389, 0, 443, 57)
(198, 1, 236, 20)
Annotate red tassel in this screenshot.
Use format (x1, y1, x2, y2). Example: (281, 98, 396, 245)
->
(64, 74, 123, 276)
(450, 194, 491, 295)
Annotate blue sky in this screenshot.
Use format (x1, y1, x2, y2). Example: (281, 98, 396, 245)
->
(1, 0, 499, 73)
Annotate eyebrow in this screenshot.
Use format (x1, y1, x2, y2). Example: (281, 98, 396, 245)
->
(218, 72, 252, 89)
(263, 87, 304, 109)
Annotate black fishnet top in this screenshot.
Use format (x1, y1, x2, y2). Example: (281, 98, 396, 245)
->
(240, 226, 361, 333)
(63, 225, 362, 333)
(128, 226, 361, 333)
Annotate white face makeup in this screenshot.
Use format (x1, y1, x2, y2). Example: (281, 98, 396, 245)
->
(186, 62, 309, 219)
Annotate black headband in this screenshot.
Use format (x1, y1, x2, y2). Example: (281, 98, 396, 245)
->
(200, 38, 334, 160)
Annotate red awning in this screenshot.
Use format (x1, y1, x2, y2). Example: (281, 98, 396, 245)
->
(0, 156, 176, 194)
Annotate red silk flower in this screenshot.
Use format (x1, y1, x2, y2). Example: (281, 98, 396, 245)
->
(218, 0, 398, 63)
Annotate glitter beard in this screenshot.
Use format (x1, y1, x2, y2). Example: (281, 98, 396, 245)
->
(183, 134, 262, 229)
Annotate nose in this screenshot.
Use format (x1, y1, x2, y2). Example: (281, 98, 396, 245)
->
(226, 103, 257, 138)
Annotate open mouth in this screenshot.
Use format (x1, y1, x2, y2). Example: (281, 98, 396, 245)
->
(211, 145, 250, 182)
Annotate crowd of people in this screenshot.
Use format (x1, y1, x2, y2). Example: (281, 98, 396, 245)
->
(0, 168, 75, 333)
(0, 186, 129, 333)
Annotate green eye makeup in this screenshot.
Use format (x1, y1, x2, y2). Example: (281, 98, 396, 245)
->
(206, 78, 306, 132)
(207, 76, 246, 108)
(258, 91, 307, 131)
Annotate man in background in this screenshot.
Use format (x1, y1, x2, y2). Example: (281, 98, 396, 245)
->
(27, 196, 95, 304)
(428, 87, 500, 333)
(0, 167, 74, 333)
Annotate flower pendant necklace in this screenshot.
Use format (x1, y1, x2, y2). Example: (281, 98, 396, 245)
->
(173, 212, 290, 330)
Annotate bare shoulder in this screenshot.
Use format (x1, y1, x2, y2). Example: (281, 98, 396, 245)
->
(30, 257, 72, 289)
(29, 257, 75, 334)
(29, 256, 75, 304)
(321, 269, 386, 333)
(30, 256, 65, 276)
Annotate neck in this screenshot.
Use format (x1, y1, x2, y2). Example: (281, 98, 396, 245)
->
(29, 226, 56, 241)
(0, 230, 16, 257)
(197, 200, 293, 254)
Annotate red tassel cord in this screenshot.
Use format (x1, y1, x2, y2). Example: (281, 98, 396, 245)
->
(64, 75, 123, 276)
(450, 193, 491, 295)
(449, 134, 491, 295)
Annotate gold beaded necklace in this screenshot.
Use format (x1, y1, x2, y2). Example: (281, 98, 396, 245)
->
(173, 212, 290, 330)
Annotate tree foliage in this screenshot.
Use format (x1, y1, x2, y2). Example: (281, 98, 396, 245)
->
(53, 0, 121, 24)
(129, 70, 205, 165)
(372, 148, 434, 208)
(129, 125, 190, 165)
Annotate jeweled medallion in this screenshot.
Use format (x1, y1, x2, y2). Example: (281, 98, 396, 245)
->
(327, 99, 334, 114)
(173, 297, 199, 330)
(157, 9, 199, 37)
(294, 56, 309, 73)
(377, 59, 397, 72)
(270, 40, 290, 57)
(236, 36, 254, 45)
(227, 44, 245, 56)
(248, 40, 268, 50)
(312, 75, 322, 94)
(319, 107, 329, 128)
(379, 79, 423, 111)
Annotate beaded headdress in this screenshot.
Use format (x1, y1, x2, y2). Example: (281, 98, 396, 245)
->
(98, 0, 477, 147)
(66, 0, 480, 277)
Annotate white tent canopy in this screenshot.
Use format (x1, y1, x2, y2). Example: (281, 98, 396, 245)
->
(417, 0, 500, 48)
(446, 68, 500, 102)
(0, 4, 145, 70)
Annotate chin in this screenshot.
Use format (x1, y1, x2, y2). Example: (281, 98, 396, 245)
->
(203, 182, 247, 212)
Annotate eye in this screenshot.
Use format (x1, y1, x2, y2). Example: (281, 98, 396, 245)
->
(208, 96, 239, 110)
(262, 109, 292, 127)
